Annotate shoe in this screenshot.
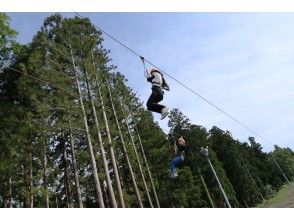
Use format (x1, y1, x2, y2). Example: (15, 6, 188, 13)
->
(161, 107, 169, 120)
(171, 172, 178, 179)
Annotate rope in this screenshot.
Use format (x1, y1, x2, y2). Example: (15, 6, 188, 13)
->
(140, 56, 148, 78)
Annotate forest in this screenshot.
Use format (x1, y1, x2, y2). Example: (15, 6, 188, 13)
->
(1, 13, 293, 208)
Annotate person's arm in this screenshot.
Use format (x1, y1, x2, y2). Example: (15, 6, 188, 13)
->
(146, 68, 151, 78)
(179, 136, 186, 144)
(181, 138, 187, 152)
(140, 56, 149, 78)
(174, 140, 178, 154)
(147, 74, 155, 82)
(162, 77, 170, 91)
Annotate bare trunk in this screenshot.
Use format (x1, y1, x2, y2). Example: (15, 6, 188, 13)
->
(62, 132, 73, 208)
(4, 177, 12, 208)
(55, 192, 59, 208)
(43, 145, 50, 208)
(84, 71, 118, 208)
(70, 47, 104, 208)
(9, 177, 12, 208)
(22, 164, 29, 208)
(105, 79, 143, 208)
(29, 153, 34, 208)
(69, 128, 83, 208)
(116, 159, 124, 189)
(120, 101, 153, 208)
(29, 152, 33, 208)
(134, 126, 160, 208)
(96, 82, 125, 208)
(243, 200, 249, 208)
(102, 181, 110, 208)
(196, 165, 215, 208)
(243, 162, 264, 201)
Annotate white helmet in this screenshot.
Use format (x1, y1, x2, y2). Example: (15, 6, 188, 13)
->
(150, 68, 160, 74)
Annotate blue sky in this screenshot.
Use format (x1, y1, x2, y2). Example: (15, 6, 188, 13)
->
(7, 12, 294, 152)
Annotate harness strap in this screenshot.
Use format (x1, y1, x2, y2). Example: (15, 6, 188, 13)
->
(140, 56, 148, 78)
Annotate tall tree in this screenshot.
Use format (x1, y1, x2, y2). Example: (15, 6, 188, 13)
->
(1, 13, 293, 208)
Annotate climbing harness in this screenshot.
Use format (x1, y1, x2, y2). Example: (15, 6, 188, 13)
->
(141, 56, 170, 91)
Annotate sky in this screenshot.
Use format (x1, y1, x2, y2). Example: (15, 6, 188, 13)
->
(6, 12, 294, 152)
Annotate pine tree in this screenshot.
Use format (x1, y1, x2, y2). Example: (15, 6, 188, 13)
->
(1, 13, 293, 208)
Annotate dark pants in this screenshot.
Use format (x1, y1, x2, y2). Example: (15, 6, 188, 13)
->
(146, 86, 164, 113)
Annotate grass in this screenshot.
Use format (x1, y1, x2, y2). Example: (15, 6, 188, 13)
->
(257, 182, 294, 208)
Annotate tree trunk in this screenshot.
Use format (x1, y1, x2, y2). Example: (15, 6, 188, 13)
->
(22, 164, 29, 208)
(104, 79, 143, 208)
(29, 152, 34, 208)
(5, 176, 12, 208)
(243, 162, 264, 201)
(102, 180, 110, 208)
(55, 192, 59, 208)
(84, 70, 118, 208)
(134, 125, 160, 208)
(190, 154, 215, 208)
(43, 144, 50, 208)
(116, 159, 124, 189)
(120, 101, 153, 208)
(62, 132, 73, 208)
(243, 199, 249, 208)
(69, 128, 83, 208)
(95, 79, 125, 208)
(70, 47, 104, 208)
(197, 167, 215, 208)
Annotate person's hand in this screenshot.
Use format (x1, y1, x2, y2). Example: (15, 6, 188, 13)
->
(163, 85, 170, 91)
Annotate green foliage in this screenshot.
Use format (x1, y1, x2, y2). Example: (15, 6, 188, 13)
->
(0, 13, 17, 70)
(257, 182, 294, 208)
(0, 13, 293, 208)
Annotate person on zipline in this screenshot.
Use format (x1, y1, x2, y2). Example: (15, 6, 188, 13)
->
(140, 57, 170, 120)
(170, 136, 187, 179)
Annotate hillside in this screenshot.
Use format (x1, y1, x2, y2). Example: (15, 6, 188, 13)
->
(258, 183, 294, 208)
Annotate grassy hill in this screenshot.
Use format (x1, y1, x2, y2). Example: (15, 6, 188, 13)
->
(257, 182, 294, 208)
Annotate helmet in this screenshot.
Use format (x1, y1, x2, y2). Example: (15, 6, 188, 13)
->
(150, 68, 160, 74)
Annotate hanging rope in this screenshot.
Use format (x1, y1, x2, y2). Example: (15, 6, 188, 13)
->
(140, 56, 148, 78)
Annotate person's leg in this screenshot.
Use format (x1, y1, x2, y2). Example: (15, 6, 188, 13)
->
(146, 89, 164, 113)
(152, 86, 169, 119)
(170, 158, 177, 176)
(170, 155, 184, 177)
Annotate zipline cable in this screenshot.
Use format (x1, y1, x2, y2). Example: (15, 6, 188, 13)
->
(73, 13, 294, 186)
(8, 15, 292, 207)
(73, 12, 275, 147)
